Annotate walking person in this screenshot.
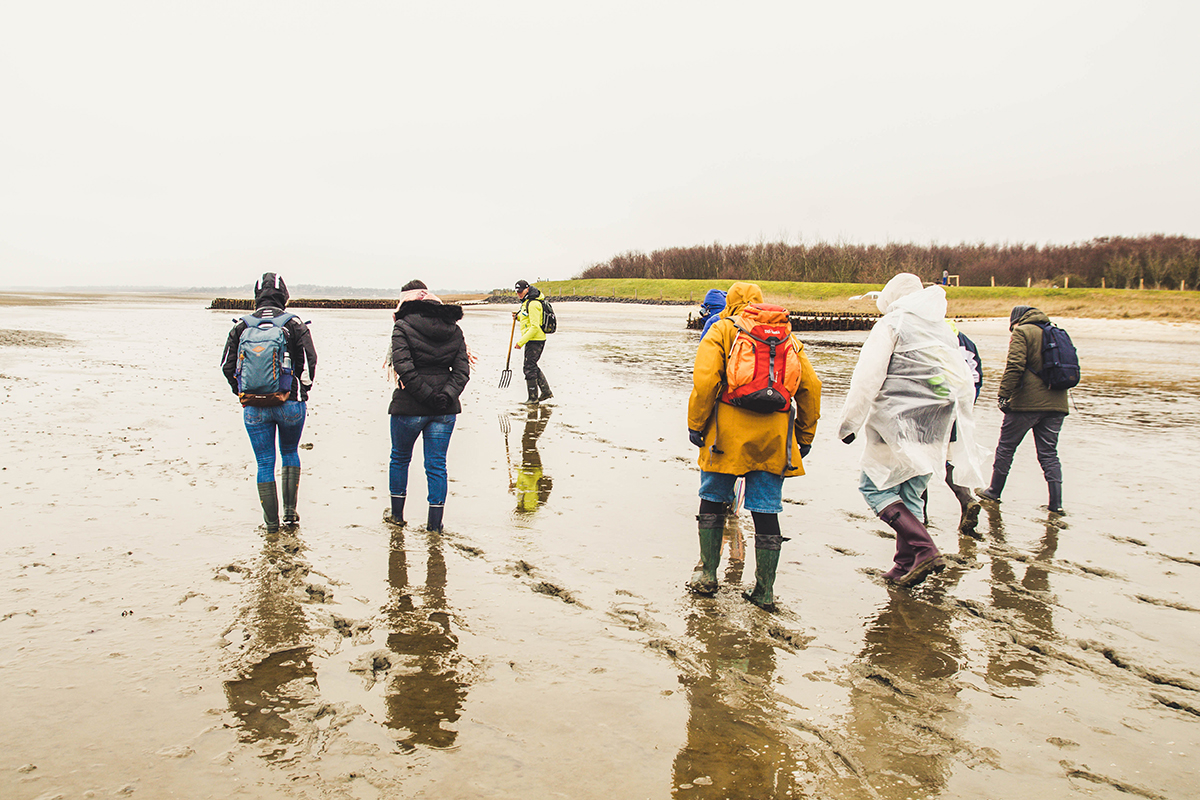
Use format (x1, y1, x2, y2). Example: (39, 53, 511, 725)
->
(977, 306, 1070, 513)
(513, 279, 552, 405)
(922, 321, 984, 534)
(838, 273, 982, 587)
(385, 281, 471, 532)
(686, 282, 822, 611)
(221, 273, 317, 533)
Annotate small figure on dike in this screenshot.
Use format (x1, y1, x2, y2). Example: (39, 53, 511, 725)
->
(838, 273, 983, 587)
(384, 280, 471, 533)
(513, 279, 552, 405)
(686, 282, 822, 611)
(220, 273, 317, 533)
(977, 306, 1070, 514)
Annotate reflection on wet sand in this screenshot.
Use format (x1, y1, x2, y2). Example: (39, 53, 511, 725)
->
(383, 526, 467, 751)
(672, 518, 804, 799)
(981, 503, 1057, 688)
(223, 530, 317, 762)
(513, 405, 553, 514)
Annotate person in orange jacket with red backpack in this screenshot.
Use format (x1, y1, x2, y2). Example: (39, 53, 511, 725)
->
(686, 282, 822, 611)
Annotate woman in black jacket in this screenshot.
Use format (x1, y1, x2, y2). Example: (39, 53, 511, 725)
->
(385, 280, 470, 532)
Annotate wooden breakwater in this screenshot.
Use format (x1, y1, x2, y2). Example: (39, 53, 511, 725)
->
(686, 310, 878, 332)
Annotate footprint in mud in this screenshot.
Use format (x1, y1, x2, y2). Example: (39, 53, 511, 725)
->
(451, 541, 484, 557)
(1135, 594, 1200, 614)
(608, 598, 669, 635)
(827, 545, 861, 557)
(304, 583, 333, 604)
(532, 581, 580, 605)
(765, 625, 814, 651)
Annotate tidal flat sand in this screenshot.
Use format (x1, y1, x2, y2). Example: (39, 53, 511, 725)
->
(2, 295, 1199, 799)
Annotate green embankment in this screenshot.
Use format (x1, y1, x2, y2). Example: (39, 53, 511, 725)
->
(527, 278, 1200, 320)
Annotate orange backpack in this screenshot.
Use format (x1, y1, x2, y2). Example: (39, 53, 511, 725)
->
(719, 304, 802, 413)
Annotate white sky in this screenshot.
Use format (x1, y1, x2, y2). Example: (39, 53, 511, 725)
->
(2, 1, 1197, 290)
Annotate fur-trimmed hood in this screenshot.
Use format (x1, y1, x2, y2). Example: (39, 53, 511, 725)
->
(394, 300, 464, 323)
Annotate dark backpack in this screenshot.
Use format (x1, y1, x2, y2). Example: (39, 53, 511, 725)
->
(537, 297, 557, 334)
(236, 313, 295, 406)
(1034, 321, 1080, 390)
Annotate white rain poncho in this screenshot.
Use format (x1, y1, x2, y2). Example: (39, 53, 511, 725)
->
(837, 274, 985, 491)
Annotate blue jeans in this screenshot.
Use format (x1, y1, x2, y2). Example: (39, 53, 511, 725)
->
(699, 470, 784, 514)
(244, 401, 306, 483)
(859, 471, 930, 518)
(390, 414, 456, 506)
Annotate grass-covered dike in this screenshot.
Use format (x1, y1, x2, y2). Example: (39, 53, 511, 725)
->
(501, 278, 1200, 321)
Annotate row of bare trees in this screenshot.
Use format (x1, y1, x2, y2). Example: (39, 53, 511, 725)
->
(575, 236, 1200, 289)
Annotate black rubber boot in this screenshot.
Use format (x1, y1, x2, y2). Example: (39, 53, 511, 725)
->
(385, 495, 405, 527)
(977, 471, 1007, 503)
(281, 466, 300, 527)
(523, 379, 540, 405)
(536, 373, 553, 401)
(1048, 481, 1064, 514)
(946, 463, 981, 536)
(257, 482, 280, 533)
(686, 513, 723, 596)
(427, 505, 445, 532)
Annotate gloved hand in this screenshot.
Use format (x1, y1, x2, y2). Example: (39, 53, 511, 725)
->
(799, 443, 812, 458)
(998, 396, 1011, 411)
(688, 429, 704, 448)
(431, 392, 452, 412)
(841, 433, 856, 445)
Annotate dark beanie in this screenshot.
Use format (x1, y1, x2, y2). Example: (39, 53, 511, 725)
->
(1009, 305, 1033, 329)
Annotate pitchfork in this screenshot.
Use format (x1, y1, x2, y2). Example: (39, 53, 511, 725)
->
(498, 314, 517, 388)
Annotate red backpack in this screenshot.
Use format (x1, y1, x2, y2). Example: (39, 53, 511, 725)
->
(719, 304, 803, 413)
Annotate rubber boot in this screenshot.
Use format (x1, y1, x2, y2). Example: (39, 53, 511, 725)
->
(686, 513, 723, 596)
(947, 462, 981, 535)
(281, 466, 300, 528)
(257, 482, 280, 533)
(977, 470, 1007, 503)
(742, 535, 781, 612)
(384, 495, 405, 527)
(1048, 481, 1064, 514)
(536, 373, 553, 402)
(879, 501, 944, 587)
(427, 505, 445, 532)
(523, 379, 540, 405)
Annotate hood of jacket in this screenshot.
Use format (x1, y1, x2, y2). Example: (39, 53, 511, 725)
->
(395, 300, 464, 342)
(879, 274, 947, 322)
(522, 286, 543, 302)
(701, 289, 727, 315)
(254, 272, 289, 310)
(719, 282, 765, 320)
(1011, 306, 1048, 329)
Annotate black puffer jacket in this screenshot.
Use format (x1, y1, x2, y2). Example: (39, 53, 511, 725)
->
(220, 274, 317, 402)
(388, 300, 470, 416)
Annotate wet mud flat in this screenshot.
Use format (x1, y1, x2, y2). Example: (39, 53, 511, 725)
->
(2, 296, 1199, 799)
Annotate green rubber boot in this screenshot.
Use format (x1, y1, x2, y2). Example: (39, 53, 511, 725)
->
(281, 466, 300, 527)
(743, 543, 781, 612)
(686, 513, 723, 596)
(257, 482, 280, 533)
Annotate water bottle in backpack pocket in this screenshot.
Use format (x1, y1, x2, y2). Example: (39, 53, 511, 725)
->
(236, 313, 295, 406)
(1035, 322, 1080, 390)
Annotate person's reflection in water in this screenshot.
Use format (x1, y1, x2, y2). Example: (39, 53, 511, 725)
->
(223, 529, 318, 761)
(514, 405, 553, 514)
(383, 526, 467, 751)
(982, 504, 1058, 687)
(838, 552, 970, 798)
(671, 591, 803, 798)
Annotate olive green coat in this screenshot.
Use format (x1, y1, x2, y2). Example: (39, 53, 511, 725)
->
(999, 308, 1070, 414)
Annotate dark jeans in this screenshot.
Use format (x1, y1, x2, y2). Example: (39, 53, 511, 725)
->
(244, 401, 306, 483)
(389, 414, 456, 506)
(522, 340, 546, 382)
(992, 411, 1065, 483)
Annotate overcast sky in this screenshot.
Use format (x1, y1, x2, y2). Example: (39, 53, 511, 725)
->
(2, 1, 1197, 290)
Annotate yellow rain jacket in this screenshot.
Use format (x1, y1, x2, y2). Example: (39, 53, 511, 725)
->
(515, 290, 548, 346)
(687, 282, 822, 477)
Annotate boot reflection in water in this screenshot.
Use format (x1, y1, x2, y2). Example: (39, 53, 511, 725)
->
(384, 526, 467, 751)
(514, 405, 552, 514)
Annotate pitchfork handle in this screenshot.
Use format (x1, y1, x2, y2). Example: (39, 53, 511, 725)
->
(504, 315, 517, 369)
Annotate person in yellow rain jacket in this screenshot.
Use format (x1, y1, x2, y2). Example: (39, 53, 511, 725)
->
(513, 279, 552, 405)
(686, 282, 822, 610)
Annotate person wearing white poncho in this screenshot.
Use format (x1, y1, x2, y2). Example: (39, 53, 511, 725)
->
(838, 273, 984, 586)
